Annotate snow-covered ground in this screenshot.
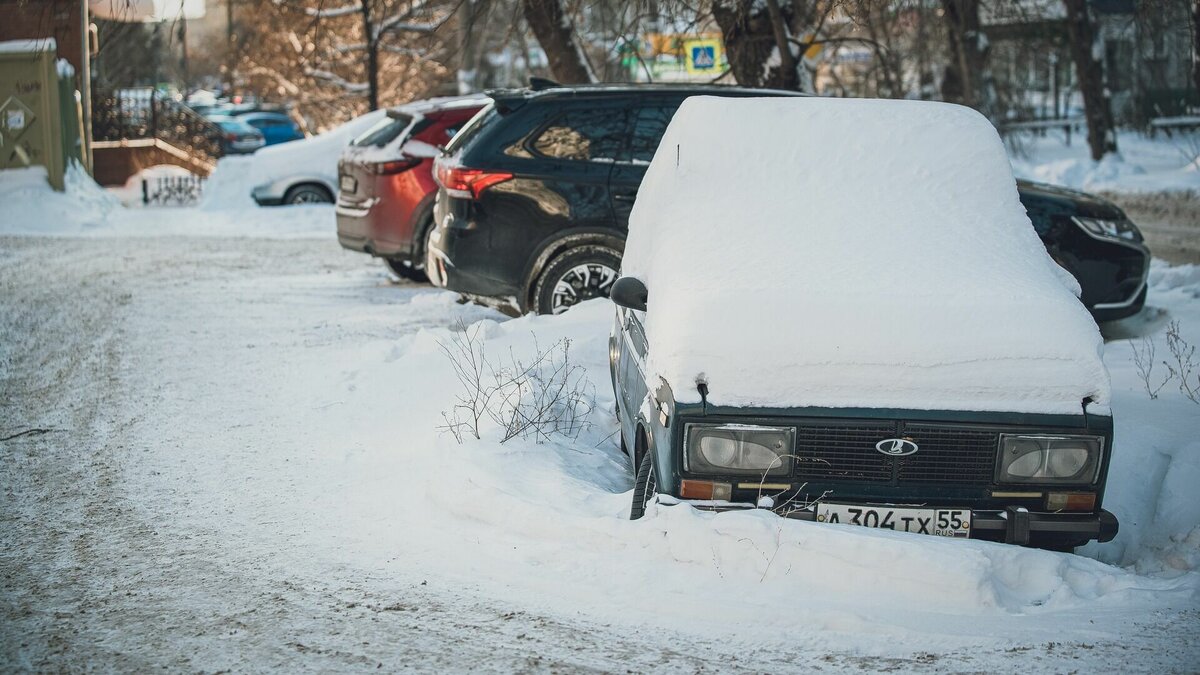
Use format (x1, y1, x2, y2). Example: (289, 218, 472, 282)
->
(2, 169, 1199, 670)
(1008, 127, 1200, 195)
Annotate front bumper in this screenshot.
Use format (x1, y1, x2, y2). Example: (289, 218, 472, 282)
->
(664, 498, 1118, 548)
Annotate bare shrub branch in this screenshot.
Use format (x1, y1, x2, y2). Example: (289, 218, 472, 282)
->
(1164, 320, 1200, 404)
(1131, 336, 1170, 399)
(436, 321, 595, 443)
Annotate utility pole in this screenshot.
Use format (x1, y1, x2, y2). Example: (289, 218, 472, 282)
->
(81, 0, 93, 170)
(225, 0, 235, 93)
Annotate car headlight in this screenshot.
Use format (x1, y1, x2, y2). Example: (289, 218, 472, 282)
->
(685, 424, 794, 476)
(1072, 216, 1142, 243)
(997, 434, 1103, 484)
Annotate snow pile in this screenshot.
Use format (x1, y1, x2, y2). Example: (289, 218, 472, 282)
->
(1009, 130, 1200, 194)
(1087, 261, 1200, 574)
(0, 163, 118, 235)
(622, 96, 1108, 414)
(144, 282, 1196, 658)
(201, 109, 387, 209)
(0, 164, 332, 239)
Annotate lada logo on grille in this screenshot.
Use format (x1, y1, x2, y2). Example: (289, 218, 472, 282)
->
(875, 438, 919, 456)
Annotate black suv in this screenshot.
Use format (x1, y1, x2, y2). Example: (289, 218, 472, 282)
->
(428, 84, 1150, 318)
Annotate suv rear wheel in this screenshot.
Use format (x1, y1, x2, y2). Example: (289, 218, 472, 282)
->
(385, 258, 426, 282)
(383, 220, 434, 282)
(532, 245, 620, 315)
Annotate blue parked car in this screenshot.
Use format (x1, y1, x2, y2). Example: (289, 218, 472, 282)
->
(236, 112, 304, 146)
(207, 115, 265, 155)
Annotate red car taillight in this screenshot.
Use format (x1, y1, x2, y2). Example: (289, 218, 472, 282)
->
(435, 161, 513, 200)
(370, 156, 422, 175)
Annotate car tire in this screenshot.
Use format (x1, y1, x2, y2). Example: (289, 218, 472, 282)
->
(384, 219, 434, 283)
(385, 257, 428, 283)
(283, 184, 333, 205)
(532, 245, 621, 315)
(629, 448, 656, 520)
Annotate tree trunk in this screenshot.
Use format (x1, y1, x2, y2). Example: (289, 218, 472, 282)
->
(711, 0, 805, 90)
(360, 0, 379, 111)
(1064, 0, 1117, 160)
(1193, 0, 1200, 98)
(521, 0, 594, 84)
(939, 0, 991, 115)
(457, 0, 488, 94)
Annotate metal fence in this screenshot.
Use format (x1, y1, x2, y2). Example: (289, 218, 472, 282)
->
(142, 174, 206, 206)
(92, 87, 224, 163)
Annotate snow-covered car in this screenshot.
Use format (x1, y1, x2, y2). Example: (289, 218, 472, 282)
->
(609, 97, 1118, 552)
(246, 110, 388, 206)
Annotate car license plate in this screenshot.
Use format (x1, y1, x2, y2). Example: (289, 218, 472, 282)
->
(339, 175, 356, 192)
(815, 503, 970, 538)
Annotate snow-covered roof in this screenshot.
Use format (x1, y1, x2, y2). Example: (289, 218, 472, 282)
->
(620, 96, 1109, 415)
(0, 38, 57, 54)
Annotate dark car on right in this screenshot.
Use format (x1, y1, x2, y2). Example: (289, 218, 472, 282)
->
(428, 83, 1150, 318)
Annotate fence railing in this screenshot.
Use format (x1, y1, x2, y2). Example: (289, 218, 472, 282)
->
(92, 87, 224, 164)
(142, 174, 206, 206)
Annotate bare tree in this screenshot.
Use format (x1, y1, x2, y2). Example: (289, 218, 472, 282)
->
(521, 0, 595, 83)
(710, 0, 826, 91)
(1193, 0, 1200, 97)
(1063, 0, 1118, 160)
(940, 0, 993, 116)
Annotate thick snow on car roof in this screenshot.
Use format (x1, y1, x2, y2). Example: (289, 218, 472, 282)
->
(620, 96, 1110, 415)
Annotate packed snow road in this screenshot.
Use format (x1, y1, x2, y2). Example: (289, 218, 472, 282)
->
(2, 232, 1198, 672)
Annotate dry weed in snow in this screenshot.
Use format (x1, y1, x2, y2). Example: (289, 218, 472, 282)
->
(1130, 320, 1200, 405)
(437, 320, 594, 443)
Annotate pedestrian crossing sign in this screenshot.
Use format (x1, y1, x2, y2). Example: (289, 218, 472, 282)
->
(684, 38, 723, 74)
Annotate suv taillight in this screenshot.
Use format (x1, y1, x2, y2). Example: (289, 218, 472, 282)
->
(371, 156, 422, 175)
(435, 161, 513, 199)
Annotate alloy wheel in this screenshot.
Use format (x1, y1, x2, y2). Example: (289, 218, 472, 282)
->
(550, 263, 617, 314)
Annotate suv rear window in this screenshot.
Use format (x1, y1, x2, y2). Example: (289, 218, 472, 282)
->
(629, 106, 679, 163)
(352, 113, 413, 148)
(444, 103, 497, 155)
(530, 109, 627, 162)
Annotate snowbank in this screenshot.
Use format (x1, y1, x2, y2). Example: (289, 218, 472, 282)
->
(170, 283, 1195, 656)
(1009, 130, 1200, 195)
(201, 109, 388, 210)
(1086, 261, 1200, 574)
(0, 165, 332, 239)
(622, 97, 1108, 414)
(0, 164, 118, 236)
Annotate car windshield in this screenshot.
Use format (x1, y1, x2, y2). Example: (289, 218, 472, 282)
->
(352, 113, 414, 148)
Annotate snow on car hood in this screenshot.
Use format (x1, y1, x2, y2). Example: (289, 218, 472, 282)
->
(620, 96, 1110, 415)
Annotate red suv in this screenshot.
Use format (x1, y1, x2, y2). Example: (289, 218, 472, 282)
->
(336, 96, 485, 280)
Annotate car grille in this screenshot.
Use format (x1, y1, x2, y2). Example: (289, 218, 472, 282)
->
(794, 422, 998, 487)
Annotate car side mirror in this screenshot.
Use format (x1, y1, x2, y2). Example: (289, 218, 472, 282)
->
(610, 276, 647, 312)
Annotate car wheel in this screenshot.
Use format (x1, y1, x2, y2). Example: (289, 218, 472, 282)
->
(629, 449, 656, 520)
(384, 257, 428, 283)
(284, 184, 332, 205)
(532, 245, 621, 315)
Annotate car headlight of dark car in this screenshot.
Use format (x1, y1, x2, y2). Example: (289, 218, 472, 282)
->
(997, 434, 1104, 484)
(1072, 216, 1143, 243)
(685, 424, 794, 476)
